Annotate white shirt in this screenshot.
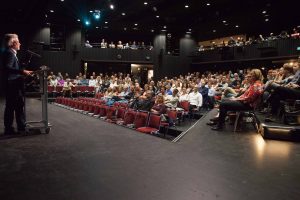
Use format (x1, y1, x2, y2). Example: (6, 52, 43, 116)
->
(50, 79, 58, 87)
(208, 87, 216, 97)
(89, 79, 96, 87)
(188, 92, 203, 107)
(179, 94, 189, 102)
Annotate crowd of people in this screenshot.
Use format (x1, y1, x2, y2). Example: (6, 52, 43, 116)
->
(198, 27, 300, 51)
(47, 61, 300, 131)
(85, 39, 153, 50)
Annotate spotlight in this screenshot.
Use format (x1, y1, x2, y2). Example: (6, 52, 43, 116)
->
(110, 4, 114, 10)
(85, 20, 90, 26)
(93, 10, 101, 20)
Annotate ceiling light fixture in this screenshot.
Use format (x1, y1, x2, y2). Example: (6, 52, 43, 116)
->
(93, 10, 101, 20)
(206, 3, 210, 6)
(235, 25, 239, 28)
(262, 10, 267, 14)
(122, 13, 126, 16)
(222, 20, 226, 23)
(265, 18, 269, 22)
(110, 4, 114, 10)
(134, 23, 138, 26)
(156, 15, 159, 18)
(185, 5, 189, 8)
(50, 10, 54, 13)
(77, 19, 81, 22)
(105, 21, 108, 24)
(144, 2, 148, 5)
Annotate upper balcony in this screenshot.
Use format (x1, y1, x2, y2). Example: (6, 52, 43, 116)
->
(191, 38, 300, 64)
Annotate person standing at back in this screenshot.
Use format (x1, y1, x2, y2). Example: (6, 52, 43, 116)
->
(2, 33, 32, 134)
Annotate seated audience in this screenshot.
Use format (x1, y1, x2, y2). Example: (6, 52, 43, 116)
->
(62, 78, 74, 97)
(207, 69, 264, 130)
(187, 86, 203, 111)
(85, 40, 93, 48)
(151, 94, 167, 115)
(165, 89, 179, 109)
(266, 63, 300, 121)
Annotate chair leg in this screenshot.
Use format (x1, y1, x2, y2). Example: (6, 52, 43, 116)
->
(233, 112, 241, 133)
(251, 113, 259, 133)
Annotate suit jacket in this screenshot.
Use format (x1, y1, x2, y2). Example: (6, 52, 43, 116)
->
(2, 48, 23, 80)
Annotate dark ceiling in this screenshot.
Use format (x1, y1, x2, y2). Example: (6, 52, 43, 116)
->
(1, 0, 299, 41)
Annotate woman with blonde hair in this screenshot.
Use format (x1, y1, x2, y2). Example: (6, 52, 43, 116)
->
(208, 69, 264, 130)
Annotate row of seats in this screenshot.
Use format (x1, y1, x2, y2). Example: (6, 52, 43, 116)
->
(48, 86, 96, 97)
(54, 97, 182, 137)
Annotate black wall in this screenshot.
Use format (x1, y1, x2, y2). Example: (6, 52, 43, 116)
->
(153, 34, 197, 80)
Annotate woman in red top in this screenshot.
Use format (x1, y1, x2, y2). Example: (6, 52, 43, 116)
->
(209, 69, 264, 130)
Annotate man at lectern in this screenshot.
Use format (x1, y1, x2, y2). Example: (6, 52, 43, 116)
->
(2, 33, 32, 134)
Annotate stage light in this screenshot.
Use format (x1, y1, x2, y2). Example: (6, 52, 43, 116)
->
(85, 20, 90, 26)
(144, 2, 148, 5)
(93, 10, 101, 20)
(122, 12, 126, 16)
(156, 15, 159, 18)
(110, 4, 114, 10)
(185, 5, 189, 8)
(77, 19, 81, 22)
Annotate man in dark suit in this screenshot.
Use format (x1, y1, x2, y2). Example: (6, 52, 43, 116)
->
(2, 33, 32, 134)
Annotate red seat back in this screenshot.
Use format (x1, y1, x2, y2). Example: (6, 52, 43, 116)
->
(148, 114, 161, 129)
(134, 111, 149, 128)
(124, 110, 137, 125)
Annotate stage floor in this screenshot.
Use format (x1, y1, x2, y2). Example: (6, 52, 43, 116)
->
(0, 98, 300, 200)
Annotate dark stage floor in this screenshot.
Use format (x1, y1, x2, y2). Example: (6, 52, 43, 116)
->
(0, 98, 300, 200)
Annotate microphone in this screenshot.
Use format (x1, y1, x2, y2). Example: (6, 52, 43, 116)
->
(27, 50, 41, 58)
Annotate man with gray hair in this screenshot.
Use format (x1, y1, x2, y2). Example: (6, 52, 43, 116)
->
(2, 33, 32, 134)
